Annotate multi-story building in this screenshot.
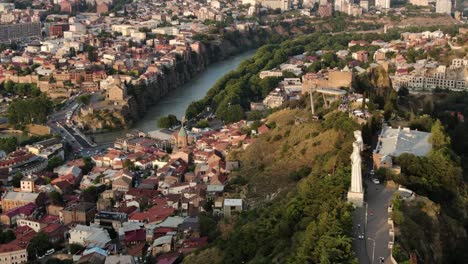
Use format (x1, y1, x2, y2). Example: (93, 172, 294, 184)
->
(409, 0, 429, 6)
(0, 22, 41, 43)
(360, 0, 369, 11)
(61, 202, 97, 225)
(68, 225, 111, 248)
(0, 192, 43, 212)
(318, 3, 333, 17)
(436, 0, 452, 14)
(94, 211, 128, 231)
(0, 243, 28, 264)
(20, 175, 37, 193)
(259, 70, 283, 79)
(375, 0, 391, 9)
(261, 0, 291, 11)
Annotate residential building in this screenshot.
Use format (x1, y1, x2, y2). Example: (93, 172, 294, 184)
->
(261, 0, 291, 11)
(436, 0, 452, 14)
(259, 70, 283, 79)
(61, 202, 97, 225)
(20, 175, 37, 193)
(68, 225, 111, 248)
(94, 211, 128, 231)
(104, 255, 136, 264)
(0, 191, 43, 212)
(0, 22, 41, 43)
(223, 199, 243, 218)
(409, 0, 429, 6)
(375, 0, 390, 9)
(0, 243, 28, 264)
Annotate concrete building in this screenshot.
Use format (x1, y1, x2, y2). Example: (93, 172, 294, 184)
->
(259, 70, 283, 79)
(20, 175, 37, 193)
(375, 0, 391, 9)
(373, 125, 432, 169)
(318, 3, 333, 17)
(360, 0, 369, 11)
(68, 225, 111, 248)
(261, 0, 291, 11)
(436, 0, 452, 14)
(223, 199, 243, 218)
(0, 191, 43, 212)
(61, 202, 97, 225)
(0, 244, 28, 264)
(0, 22, 41, 43)
(17, 219, 47, 232)
(94, 211, 128, 231)
(409, 0, 429, 6)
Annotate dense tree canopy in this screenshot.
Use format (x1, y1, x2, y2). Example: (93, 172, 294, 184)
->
(27, 232, 53, 259)
(8, 96, 53, 127)
(157, 114, 179, 128)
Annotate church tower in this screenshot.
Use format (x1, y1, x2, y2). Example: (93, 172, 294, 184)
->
(177, 126, 188, 148)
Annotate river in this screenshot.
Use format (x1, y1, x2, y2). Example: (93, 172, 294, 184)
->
(91, 49, 256, 143)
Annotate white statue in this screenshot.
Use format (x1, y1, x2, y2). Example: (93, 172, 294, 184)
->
(354, 130, 364, 151)
(350, 141, 363, 193)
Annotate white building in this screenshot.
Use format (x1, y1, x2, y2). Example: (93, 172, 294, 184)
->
(261, 0, 291, 11)
(373, 125, 432, 168)
(68, 225, 111, 248)
(375, 0, 390, 9)
(436, 0, 452, 14)
(409, 0, 429, 6)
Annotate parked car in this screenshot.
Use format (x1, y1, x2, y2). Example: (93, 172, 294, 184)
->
(45, 248, 55, 256)
(372, 178, 380, 184)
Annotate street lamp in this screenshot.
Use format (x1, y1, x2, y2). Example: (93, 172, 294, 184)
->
(368, 237, 376, 264)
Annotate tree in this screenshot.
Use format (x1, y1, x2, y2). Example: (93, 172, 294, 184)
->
(69, 243, 84, 254)
(195, 119, 210, 128)
(77, 94, 91, 105)
(123, 160, 135, 170)
(69, 47, 76, 57)
(81, 186, 99, 203)
(11, 172, 23, 188)
(0, 229, 15, 244)
(82, 157, 94, 175)
(27, 232, 52, 259)
(0, 136, 18, 153)
(47, 156, 64, 171)
(430, 119, 450, 149)
(8, 96, 53, 127)
(157, 114, 179, 128)
(49, 191, 64, 206)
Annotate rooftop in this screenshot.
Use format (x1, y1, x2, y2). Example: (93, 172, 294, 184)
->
(374, 125, 432, 157)
(2, 191, 39, 202)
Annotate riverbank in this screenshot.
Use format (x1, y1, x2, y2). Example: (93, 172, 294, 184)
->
(78, 24, 306, 135)
(90, 49, 256, 143)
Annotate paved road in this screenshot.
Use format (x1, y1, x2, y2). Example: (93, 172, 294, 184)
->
(365, 179, 397, 264)
(352, 205, 370, 264)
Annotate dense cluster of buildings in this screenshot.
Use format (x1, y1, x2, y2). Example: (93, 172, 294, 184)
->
(0, 114, 271, 263)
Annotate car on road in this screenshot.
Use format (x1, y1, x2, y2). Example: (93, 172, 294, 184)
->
(372, 178, 380, 184)
(45, 249, 55, 256)
(370, 169, 375, 176)
(358, 234, 364, 240)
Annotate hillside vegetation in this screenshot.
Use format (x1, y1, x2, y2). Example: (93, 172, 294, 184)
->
(184, 108, 360, 264)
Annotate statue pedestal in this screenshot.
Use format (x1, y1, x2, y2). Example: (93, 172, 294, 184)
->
(347, 191, 364, 208)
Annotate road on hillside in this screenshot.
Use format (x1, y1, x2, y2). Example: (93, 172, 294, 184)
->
(364, 178, 397, 264)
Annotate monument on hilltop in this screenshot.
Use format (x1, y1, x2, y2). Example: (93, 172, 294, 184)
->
(348, 130, 364, 207)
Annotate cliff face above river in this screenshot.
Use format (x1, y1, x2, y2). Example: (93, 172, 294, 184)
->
(81, 26, 300, 133)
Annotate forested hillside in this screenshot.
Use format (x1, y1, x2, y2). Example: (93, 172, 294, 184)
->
(184, 107, 360, 263)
